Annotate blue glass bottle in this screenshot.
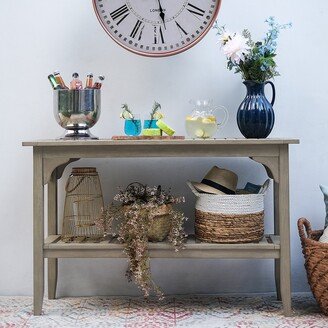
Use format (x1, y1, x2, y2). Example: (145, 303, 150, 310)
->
(124, 116, 142, 136)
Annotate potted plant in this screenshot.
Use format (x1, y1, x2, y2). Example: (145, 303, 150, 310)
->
(213, 17, 291, 138)
(96, 183, 187, 298)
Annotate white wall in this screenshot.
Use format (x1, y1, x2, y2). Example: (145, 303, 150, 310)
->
(0, 0, 326, 297)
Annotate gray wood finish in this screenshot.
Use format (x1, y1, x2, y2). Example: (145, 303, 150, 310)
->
(47, 171, 58, 300)
(23, 139, 299, 147)
(274, 181, 281, 301)
(278, 145, 292, 315)
(33, 148, 44, 315)
(24, 138, 299, 316)
(44, 235, 280, 259)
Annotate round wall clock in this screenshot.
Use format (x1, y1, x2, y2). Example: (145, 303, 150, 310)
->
(93, 0, 222, 57)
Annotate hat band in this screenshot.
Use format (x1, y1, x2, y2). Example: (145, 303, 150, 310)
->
(201, 179, 236, 195)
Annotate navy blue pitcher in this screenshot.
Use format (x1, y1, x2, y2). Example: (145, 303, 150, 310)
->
(237, 80, 276, 139)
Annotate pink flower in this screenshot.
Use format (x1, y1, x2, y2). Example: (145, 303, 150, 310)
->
(222, 33, 249, 64)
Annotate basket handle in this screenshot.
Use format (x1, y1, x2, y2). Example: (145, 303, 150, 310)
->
(259, 179, 270, 194)
(297, 218, 313, 242)
(186, 181, 201, 197)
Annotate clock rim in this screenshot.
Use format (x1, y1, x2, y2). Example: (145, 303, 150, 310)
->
(92, 0, 222, 58)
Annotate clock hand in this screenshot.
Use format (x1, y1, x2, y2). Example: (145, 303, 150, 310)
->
(157, 0, 166, 29)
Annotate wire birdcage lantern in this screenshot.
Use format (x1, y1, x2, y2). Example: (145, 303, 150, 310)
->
(62, 167, 104, 240)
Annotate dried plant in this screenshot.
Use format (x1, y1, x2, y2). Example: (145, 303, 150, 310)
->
(95, 183, 188, 299)
(114, 183, 185, 206)
(95, 205, 120, 236)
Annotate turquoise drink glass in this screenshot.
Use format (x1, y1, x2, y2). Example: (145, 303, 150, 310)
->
(143, 119, 158, 129)
(124, 115, 142, 136)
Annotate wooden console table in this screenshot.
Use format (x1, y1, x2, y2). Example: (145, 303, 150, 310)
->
(23, 138, 299, 316)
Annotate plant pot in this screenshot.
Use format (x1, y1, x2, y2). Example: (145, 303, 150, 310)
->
(147, 204, 172, 242)
(237, 80, 275, 139)
(122, 204, 172, 242)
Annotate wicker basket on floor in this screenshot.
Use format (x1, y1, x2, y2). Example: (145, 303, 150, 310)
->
(297, 218, 328, 315)
(188, 181, 267, 243)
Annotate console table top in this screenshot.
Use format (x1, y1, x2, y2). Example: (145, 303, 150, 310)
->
(23, 138, 300, 147)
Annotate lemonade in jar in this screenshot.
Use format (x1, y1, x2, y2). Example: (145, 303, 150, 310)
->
(185, 100, 228, 139)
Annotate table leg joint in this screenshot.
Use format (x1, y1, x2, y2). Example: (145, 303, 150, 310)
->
(250, 156, 279, 182)
(43, 158, 80, 185)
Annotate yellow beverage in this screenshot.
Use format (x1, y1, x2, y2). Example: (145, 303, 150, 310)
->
(185, 115, 217, 139)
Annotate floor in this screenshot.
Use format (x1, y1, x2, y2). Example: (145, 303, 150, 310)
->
(0, 294, 327, 328)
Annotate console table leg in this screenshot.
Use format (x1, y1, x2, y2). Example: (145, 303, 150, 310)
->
(48, 171, 58, 300)
(279, 146, 292, 316)
(274, 181, 281, 301)
(274, 260, 281, 301)
(250, 156, 283, 302)
(33, 148, 44, 315)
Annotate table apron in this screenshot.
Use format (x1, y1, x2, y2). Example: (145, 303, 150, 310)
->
(41, 144, 280, 159)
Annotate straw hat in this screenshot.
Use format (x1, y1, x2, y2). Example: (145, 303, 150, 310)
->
(191, 166, 238, 195)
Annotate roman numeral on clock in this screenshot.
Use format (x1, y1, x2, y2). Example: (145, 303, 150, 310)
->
(130, 20, 143, 39)
(187, 3, 205, 17)
(175, 21, 188, 36)
(110, 4, 130, 25)
(154, 26, 165, 44)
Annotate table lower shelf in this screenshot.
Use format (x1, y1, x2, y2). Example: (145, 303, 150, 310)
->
(44, 235, 280, 259)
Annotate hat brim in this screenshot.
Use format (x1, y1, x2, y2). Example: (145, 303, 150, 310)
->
(191, 181, 226, 195)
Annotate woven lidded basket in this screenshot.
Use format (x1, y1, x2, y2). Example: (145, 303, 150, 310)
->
(147, 204, 172, 242)
(122, 204, 172, 242)
(298, 218, 328, 315)
(187, 181, 267, 243)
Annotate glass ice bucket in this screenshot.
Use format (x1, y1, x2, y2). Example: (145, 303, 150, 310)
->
(54, 89, 101, 139)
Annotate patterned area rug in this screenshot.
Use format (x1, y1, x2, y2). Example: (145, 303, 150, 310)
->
(0, 294, 327, 327)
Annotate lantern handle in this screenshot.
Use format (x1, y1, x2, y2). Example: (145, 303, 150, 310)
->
(65, 176, 86, 193)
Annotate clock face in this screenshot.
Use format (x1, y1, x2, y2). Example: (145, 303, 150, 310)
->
(93, 0, 222, 57)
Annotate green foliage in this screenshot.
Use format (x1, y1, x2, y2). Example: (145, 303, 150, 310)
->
(213, 17, 291, 83)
